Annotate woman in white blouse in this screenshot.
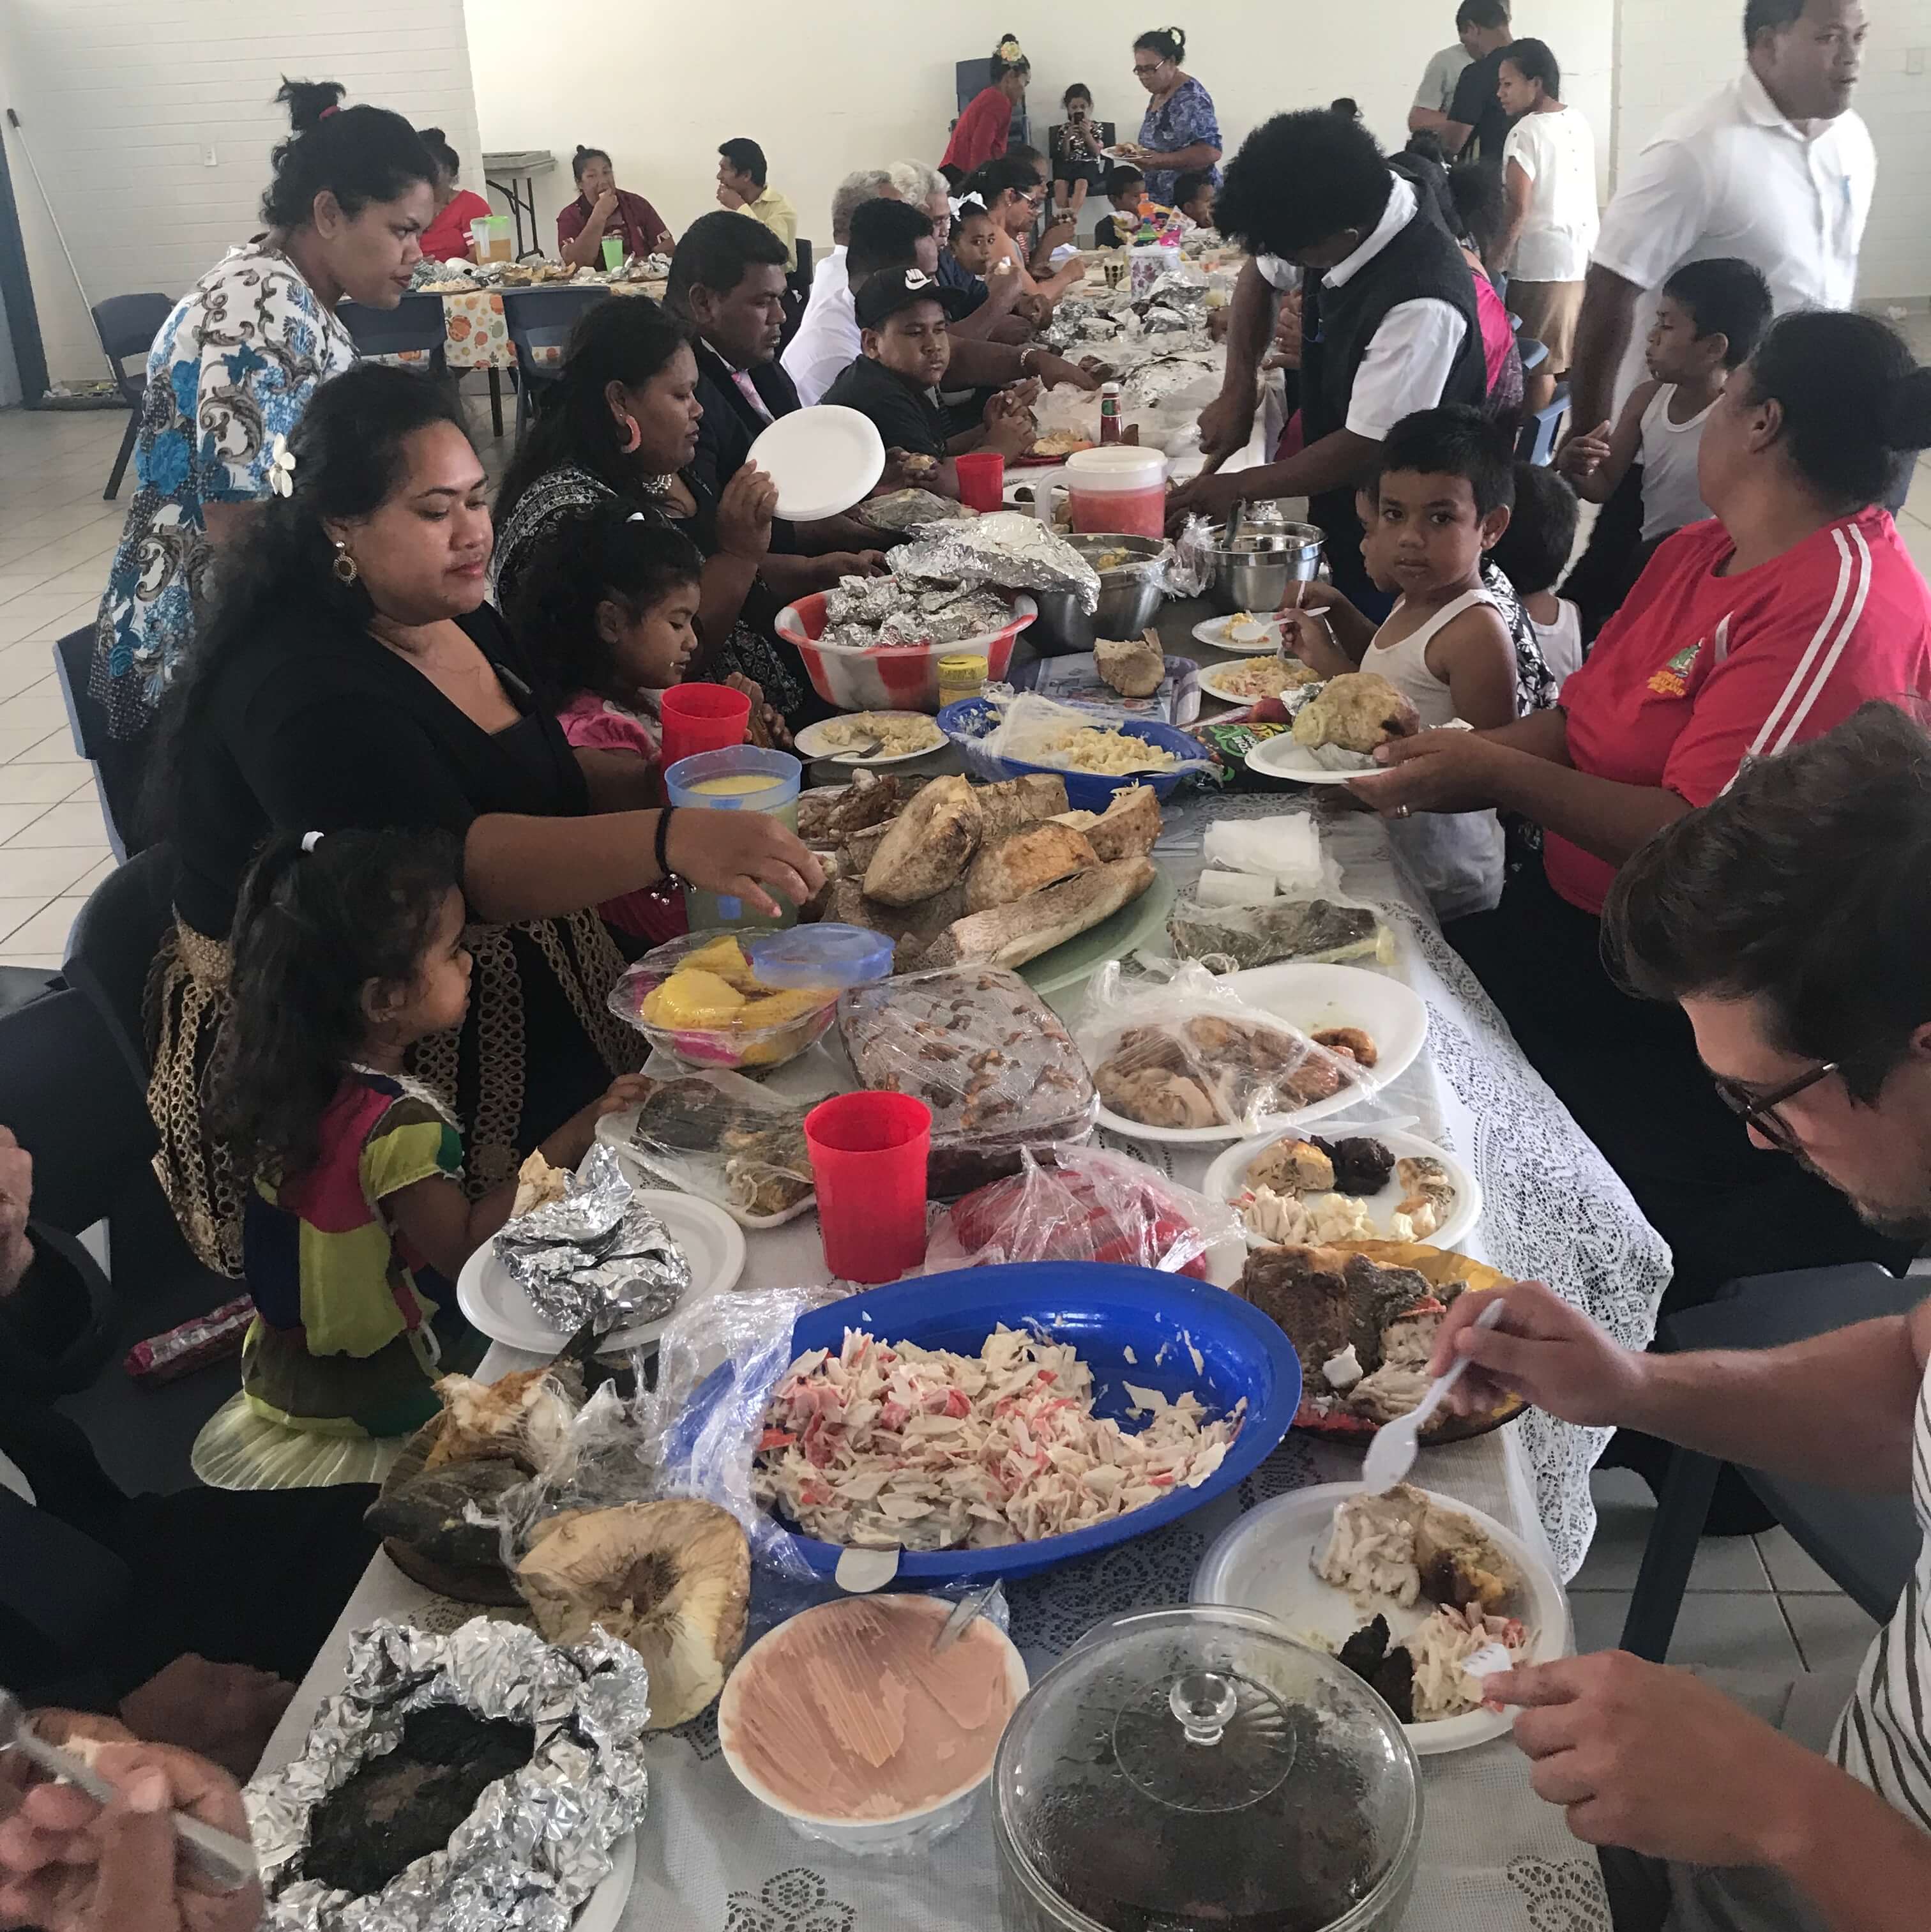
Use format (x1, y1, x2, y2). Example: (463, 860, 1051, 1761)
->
(1496, 40, 1599, 378)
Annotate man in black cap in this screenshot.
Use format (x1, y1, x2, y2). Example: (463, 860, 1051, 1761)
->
(822, 268, 1039, 500)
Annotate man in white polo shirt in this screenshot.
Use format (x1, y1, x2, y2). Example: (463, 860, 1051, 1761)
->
(1566, 0, 1874, 444)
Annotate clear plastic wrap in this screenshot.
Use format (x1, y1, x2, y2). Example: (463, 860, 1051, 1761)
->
(839, 964, 1098, 1196)
(925, 1144, 1241, 1279)
(1202, 813, 1339, 897)
(981, 692, 1209, 779)
(494, 1378, 660, 1569)
(1168, 888, 1397, 971)
(1077, 960, 1374, 1133)
(605, 1070, 816, 1226)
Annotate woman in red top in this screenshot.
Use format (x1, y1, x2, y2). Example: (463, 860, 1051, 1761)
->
(557, 146, 672, 268)
(414, 128, 493, 262)
(943, 36, 1030, 176)
(1350, 311, 1931, 1318)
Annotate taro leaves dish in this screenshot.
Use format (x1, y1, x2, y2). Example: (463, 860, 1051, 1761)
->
(1241, 1238, 1526, 1446)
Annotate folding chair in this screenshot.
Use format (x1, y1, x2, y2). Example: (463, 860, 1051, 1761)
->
(50, 626, 127, 863)
(91, 293, 174, 501)
(502, 285, 610, 443)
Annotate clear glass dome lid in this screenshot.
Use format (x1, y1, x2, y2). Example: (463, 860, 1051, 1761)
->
(994, 1606, 1423, 1932)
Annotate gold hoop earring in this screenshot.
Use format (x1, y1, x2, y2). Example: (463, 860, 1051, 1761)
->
(332, 541, 359, 586)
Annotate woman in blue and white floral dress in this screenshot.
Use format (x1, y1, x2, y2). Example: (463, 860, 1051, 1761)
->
(1119, 26, 1223, 210)
(91, 79, 435, 832)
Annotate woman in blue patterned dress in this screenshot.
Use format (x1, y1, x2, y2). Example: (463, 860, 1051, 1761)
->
(89, 79, 437, 837)
(1119, 27, 1223, 209)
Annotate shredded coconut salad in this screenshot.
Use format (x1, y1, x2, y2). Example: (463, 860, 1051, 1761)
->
(753, 1325, 1245, 1550)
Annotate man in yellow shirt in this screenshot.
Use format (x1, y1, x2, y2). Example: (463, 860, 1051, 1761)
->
(717, 137, 797, 271)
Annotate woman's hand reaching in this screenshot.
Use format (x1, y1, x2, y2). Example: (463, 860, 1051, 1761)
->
(715, 462, 778, 563)
(666, 807, 823, 919)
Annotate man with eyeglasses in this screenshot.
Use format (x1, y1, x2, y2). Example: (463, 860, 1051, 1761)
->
(1428, 699, 1931, 1932)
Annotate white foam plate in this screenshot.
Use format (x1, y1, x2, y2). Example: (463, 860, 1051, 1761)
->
(595, 1106, 817, 1231)
(1245, 734, 1378, 786)
(456, 1189, 746, 1353)
(1193, 614, 1288, 655)
(747, 405, 886, 522)
(1192, 1482, 1568, 1755)
(1197, 659, 1320, 709)
(577, 1832, 637, 1932)
(1202, 1127, 1480, 1253)
(1093, 962, 1428, 1147)
(794, 713, 947, 768)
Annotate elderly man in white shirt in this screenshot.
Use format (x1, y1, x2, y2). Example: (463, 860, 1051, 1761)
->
(1567, 0, 1874, 442)
(780, 167, 897, 406)
(1172, 110, 1489, 605)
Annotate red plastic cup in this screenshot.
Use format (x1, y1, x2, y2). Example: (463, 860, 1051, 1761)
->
(954, 451, 1006, 513)
(659, 682, 750, 766)
(805, 1091, 932, 1283)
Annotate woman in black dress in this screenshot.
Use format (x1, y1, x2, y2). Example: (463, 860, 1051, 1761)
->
(149, 365, 820, 1274)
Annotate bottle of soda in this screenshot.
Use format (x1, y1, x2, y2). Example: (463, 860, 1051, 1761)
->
(1098, 382, 1122, 446)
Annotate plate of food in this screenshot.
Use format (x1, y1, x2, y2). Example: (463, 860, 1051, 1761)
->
(1193, 612, 1289, 655)
(794, 711, 948, 766)
(455, 1189, 746, 1355)
(1246, 671, 1424, 785)
(1197, 655, 1324, 708)
(1192, 1482, 1565, 1753)
(1015, 432, 1096, 465)
(727, 1263, 1301, 1581)
(1204, 1127, 1480, 1253)
(1238, 1238, 1527, 1444)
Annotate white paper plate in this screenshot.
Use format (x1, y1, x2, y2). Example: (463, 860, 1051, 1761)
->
(1245, 734, 1379, 786)
(577, 1832, 637, 1932)
(747, 404, 886, 521)
(1193, 614, 1287, 655)
(1093, 962, 1428, 1147)
(595, 1106, 817, 1231)
(1202, 1127, 1481, 1253)
(794, 714, 947, 768)
(1197, 660, 1321, 708)
(456, 1189, 746, 1353)
(1192, 1483, 1568, 1755)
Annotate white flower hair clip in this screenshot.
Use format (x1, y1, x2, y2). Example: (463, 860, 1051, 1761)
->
(950, 192, 987, 217)
(267, 434, 296, 498)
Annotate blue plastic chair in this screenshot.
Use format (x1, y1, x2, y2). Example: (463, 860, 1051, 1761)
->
(336, 294, 451, 376)
(51, 625, 126, 863)
(1513, 337, 1569, 465)
(91, 293, 173, 501)
(502, 285, 611, 443)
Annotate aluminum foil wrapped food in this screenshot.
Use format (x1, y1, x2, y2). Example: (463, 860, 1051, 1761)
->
(821, 575, 1015, 649)
(492, 1146, 689, 1337)
(246, 1616, 650, 1932)
(1139, 271, 1208, 315)
(888, 510, 1102, 614)
(1121, 351, 1222, 412)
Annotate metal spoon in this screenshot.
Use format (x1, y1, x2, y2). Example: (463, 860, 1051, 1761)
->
(1360, 1297, 1508, 1495)
(0, 1689, 259, 1894)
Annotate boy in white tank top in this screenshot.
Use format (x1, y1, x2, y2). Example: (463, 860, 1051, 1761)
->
(1561, 257, 1775, 558)
(1282, 406, 1520, 919)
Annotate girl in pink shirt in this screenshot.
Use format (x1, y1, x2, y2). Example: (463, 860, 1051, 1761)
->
(506, 503, 706, 945)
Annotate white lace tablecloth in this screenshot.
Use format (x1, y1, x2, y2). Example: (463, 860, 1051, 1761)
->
(262, 793, 1666, 1932)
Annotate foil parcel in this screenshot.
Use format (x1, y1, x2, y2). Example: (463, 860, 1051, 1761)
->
(887, 510, 1102, 614)
(246, 1616, 650, 1932)
(492, 1145, 689, 1337)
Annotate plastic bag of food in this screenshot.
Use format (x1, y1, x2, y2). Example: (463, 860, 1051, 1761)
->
(1169, 888, 1397, 971)
(984, 692, 1208, 780)
(925, 1143, 1241, 1279)
(1076, 959, 1376, 1133)
(603, 1069, 815, 1226)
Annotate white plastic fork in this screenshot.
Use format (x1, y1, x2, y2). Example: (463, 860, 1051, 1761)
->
(1359, 1297, 1507, 1495)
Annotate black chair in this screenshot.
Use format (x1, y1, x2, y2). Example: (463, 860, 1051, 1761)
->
(336, 294, 451, 377)
(1620, 1263, 1925, 1661)
(91, 293, 174, 501)
(63, 844, 178, 1095)
(780, 238, 815, 351)
(503, 285, 610, 443)
(50, 625, 126, 863)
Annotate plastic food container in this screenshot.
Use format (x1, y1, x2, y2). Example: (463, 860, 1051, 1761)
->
(935, 697, 1200, 811)
(719, 1594, 1029, 1855)
(1064, 447, 1169, 540)
(775, 593, 1037, 714)
(994, 1606, 1423, 1932)
(605, 925, 837, 1071)
(664, 746, 801, 931)
(1129, 241, 1181, 298)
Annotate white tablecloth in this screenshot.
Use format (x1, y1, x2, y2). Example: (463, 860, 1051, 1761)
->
(262, 794, 1667, 1932)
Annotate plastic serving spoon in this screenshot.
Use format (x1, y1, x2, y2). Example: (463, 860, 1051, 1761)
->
(1359, 1297, 1507, 1495)
(0, 1689, 259, 1894)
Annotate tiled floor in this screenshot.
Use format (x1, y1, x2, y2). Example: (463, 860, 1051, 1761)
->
(0, 388, 1910, 1669)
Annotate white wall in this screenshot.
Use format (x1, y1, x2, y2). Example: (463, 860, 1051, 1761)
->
(464, 0, 1614, 258)
(0, 0, 483, 386)
(1614, 0, 1931, 305)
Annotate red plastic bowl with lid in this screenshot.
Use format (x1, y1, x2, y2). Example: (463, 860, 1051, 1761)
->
(774, 593, 1037, 715)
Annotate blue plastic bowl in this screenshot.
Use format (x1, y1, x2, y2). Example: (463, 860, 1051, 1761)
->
(935, 699, 1202, 811)
(725, 1261, 1301, 1582)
